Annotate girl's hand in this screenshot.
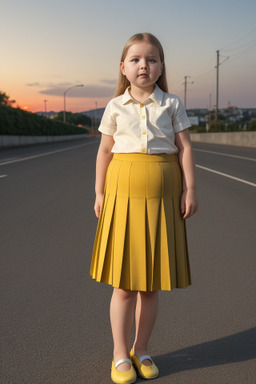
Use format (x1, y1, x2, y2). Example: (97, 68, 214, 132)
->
(181, 188, 198, 219)
(94, 193, 103, 218)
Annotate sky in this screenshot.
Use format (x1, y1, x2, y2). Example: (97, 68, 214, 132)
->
(1, 0, 256, 113)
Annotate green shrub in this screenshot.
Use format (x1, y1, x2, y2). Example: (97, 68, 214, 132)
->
(209, 120, 225, 132)
(0, 104, 89, 136)
(247, 120, 256, 131)
(189, 125, 206, 133)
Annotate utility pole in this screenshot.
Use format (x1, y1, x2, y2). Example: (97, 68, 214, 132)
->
(184, 76, 194, 109)
(184, 76, 189, 109)
(44, 99, 48, 118)
(214, 50, 229, 124)
(215, 50, 220, 123)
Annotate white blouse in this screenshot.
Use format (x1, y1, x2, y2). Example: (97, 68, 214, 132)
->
(98, 84, 191, 154)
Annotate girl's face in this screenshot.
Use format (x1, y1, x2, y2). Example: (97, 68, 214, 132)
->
(120, 41, 163, 92)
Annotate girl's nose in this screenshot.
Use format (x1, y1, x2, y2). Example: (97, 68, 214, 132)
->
(140, 60, 148, 69)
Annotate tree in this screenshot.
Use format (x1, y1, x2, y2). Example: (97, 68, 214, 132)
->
(0, 91, 15, 106)
(53, 111, 91, 127)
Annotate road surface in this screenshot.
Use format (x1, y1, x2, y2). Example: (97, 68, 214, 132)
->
(1, 138, 255, 384)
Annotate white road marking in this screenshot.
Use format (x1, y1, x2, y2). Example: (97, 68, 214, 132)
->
(194, 148, 256, 162)
(0, 174, 8, 178)
(0, 157, 19, 162)
(196, 164, 256, 187)
(0, 141, 98, 167)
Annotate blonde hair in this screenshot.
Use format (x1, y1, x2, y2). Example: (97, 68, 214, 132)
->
(115, 33, 168, 97)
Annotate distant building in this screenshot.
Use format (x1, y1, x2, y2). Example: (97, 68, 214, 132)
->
(188, 116, 199, 126)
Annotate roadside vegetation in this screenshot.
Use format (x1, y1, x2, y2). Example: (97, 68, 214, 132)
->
(0, 91, 89, 136)
(53, 111, 91, 127)
(1, 90, 255, 136)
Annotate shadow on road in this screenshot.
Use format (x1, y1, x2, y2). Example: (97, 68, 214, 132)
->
(136, 327, 256, 382)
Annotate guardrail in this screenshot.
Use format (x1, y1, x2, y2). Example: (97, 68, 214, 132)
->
(0, 134, 88, 148)
(190, 131, 256, 148)
(1, 131, 256, 149)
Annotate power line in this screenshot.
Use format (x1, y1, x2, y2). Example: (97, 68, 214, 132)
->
(220, 26, 256, 50)
(221, 41, 256, 66)
(221, 39, 256, 53)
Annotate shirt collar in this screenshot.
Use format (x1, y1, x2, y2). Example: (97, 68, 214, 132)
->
(121, 84, 164, 106)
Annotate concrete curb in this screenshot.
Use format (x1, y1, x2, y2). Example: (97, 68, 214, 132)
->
(0, 134, 88, 148)
(190, 131, 256, 148)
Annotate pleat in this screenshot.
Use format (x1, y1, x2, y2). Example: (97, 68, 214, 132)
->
(173, 195, 191, 287)
(112, 160, 131, 286)
(91, 160, 120, 281)
(161, 162, 177, 290)
(145, 197, 160, 290)
(162, 161, 191, 289)
(90, 192, 109, 277)
(100, 209, 114, 284)
(119, 210, 131, 289)
(152, 198, 171, 290)
(128, 162, 147, 291)
(95, 193, 116, 281)
(173, 161, 191, 287)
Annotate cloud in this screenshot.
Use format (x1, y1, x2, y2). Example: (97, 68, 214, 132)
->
(26, 82, 41, 87)
(26, 81, 75, 88)
(27, 80, 116, 98)
(39, 84, 116, 98)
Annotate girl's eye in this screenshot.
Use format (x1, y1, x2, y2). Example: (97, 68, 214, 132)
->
(130, 58, 157, 63)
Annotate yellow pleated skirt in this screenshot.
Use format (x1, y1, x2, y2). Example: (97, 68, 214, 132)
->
(90, 153, 191, 291)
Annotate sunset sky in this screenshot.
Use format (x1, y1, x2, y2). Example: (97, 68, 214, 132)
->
(1, 0, 256, 113)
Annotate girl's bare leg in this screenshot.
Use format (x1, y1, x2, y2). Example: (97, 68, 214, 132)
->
(132, 290, 159, 366)
(110, 288, 137, 372)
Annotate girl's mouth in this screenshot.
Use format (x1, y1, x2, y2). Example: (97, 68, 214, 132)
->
(139, 73, 148, 78)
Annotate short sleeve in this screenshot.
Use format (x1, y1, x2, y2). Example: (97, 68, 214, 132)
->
(98, 100, 117, 136)
(172, 97, 191, 132)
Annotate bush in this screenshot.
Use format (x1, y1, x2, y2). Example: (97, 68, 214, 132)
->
(208, 120, 225, 132)
(0, 104, 89, 136)
(189, 125, 206, 133)
(247, 120, 256, 131)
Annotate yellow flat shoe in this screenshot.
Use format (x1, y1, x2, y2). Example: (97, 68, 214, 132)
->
(111, 358, 137, 384)
(130, 349, 159, 380)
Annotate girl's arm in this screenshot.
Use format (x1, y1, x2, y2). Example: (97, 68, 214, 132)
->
(94, 133, 115, 218)
(175, 129, 198, 219)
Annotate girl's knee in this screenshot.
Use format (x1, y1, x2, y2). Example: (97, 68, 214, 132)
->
(139, 290, 158, 299)
(113, 288, 137, 300)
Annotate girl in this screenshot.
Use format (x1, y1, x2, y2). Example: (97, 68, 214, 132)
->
(90, 32, 198, 384)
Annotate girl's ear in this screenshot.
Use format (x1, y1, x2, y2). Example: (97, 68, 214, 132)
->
(120, 62, 126, 76)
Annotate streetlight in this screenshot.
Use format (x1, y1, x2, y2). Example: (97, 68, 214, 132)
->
(184, 76, 194, 110)
(44, 99, 48, 118)
(63, 84, 84, 123)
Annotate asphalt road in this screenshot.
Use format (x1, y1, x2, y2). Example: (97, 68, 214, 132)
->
(1, 138, 256, 384)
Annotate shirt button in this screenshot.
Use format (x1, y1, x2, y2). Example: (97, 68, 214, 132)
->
(141, 116, 146, 120)
(142, 131, 146, 135)
(140, 148, 147, 153)
(140, 104, 144, 108)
